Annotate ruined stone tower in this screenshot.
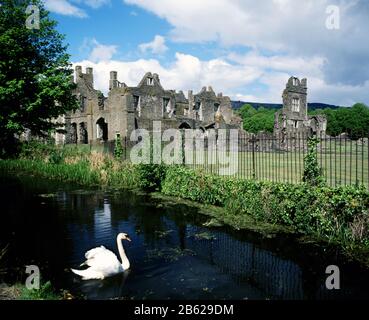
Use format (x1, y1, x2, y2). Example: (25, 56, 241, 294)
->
(274, 76, 327, 137)
(282, 77, 308, 125)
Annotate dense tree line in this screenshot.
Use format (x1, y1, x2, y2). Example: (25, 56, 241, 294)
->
(311, 103, 369, 139)
(237, 104, 275, 134)
(238, 103, 369, 139)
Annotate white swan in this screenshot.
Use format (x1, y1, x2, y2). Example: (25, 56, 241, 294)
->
(71, 233, 131, 280)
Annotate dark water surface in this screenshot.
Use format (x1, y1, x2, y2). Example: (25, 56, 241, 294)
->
(1, 174, 369, 300)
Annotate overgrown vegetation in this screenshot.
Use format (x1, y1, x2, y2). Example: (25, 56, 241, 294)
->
(302, 137, 324, 186)
(0, 141, 140, 188)
(114, 135, 124, 159)
(1, 141, 369, 252)
(161, 166, 369, 247)
(136, 163, 167, 191)
(17, 281, 61, 300)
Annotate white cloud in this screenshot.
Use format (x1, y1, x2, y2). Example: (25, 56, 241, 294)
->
(44, 0, 87, 18)
(80, 38, 118, 62)
(82, 0, 111, 9)
(124, 0, 369, 87)
(228, 52, 326, 78)
(44, 0, 110, 17)
(139, 35, 168, 55)
(73, 52, 260, 96)
(73, 50, 369, 106)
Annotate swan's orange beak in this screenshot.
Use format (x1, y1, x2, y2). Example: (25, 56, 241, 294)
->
(126, 236, 132, 242)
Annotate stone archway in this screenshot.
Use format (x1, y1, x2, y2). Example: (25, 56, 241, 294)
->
(70, 123, 77, 144)
(79, 122, 88, 144)
(310, 117, 318, 136)
(96, 117, 108, 141)
(179, 122, 191, 129)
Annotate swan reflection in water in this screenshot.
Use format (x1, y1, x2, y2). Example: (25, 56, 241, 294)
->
(75, 269, 131, 300)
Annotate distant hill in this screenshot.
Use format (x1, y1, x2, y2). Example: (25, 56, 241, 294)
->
(231, 101, 341, 111)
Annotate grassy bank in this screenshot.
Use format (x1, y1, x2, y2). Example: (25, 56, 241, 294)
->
(0, 142, 140, 189)
(161, 166, 369, 249)
(0, 244, 66, 300)
(1, 142, 369, 255)
(0, 281, 72, 300)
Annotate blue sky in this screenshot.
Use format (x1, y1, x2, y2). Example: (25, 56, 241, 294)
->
(44, 0, 369, 106)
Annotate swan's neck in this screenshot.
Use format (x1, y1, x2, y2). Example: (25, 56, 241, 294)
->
(117, 237, 130, 270)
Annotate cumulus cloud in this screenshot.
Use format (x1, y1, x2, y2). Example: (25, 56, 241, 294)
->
(124, 0, 369, 87)
(139, 35, 168, 55)
(73, 50, 369, 106)
(44, 0, 110, 17)
(73, 52, 260, 95)
(80, 38, 118, 62)
(44, 0, 87, 18)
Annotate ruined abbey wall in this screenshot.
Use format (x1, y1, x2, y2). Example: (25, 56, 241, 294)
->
(63, 66, 243, 144)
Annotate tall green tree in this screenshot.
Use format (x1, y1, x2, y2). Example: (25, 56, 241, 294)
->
(0, 0, 77, 155)
(237, 103, 275, 133)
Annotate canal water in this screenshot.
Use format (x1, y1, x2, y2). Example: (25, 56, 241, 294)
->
(0, 174, 369, 300)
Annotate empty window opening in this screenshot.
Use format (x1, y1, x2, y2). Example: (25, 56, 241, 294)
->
(80, 96, 86, 112)
(292, 97, 300, 112)
(96, 118, 108, 141)
(133, 95, 141, 116)
(79, 122, 88, 144)
(163, 97, 170, 114)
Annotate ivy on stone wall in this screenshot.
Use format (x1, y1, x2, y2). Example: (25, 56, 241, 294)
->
(302, 137, 325, 186)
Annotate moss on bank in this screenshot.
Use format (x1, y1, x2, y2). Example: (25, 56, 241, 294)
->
(150, 192, 294, 237)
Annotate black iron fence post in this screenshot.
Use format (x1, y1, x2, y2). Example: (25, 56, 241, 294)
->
(124, 136, 127, 161)
(181, 129, 185, 166)
(250, 134, 257, 179)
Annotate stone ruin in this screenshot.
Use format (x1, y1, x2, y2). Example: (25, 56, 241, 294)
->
(55, 66, 243, 145)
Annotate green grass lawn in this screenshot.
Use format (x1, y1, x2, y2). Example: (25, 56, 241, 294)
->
(184, 147, 369, 188)
(62, 141, 369, 188)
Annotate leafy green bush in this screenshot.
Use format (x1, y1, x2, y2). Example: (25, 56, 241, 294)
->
(162, 166, 369, 245)
(19, 141, 52, 161)
(114, 135, 124, 160)
(107, 162, 140, 189)
(49, 148, 65, 164)
(303, 137, 324, 186)
(135, 163, 167, 191)
(19, 281, 60, 300)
